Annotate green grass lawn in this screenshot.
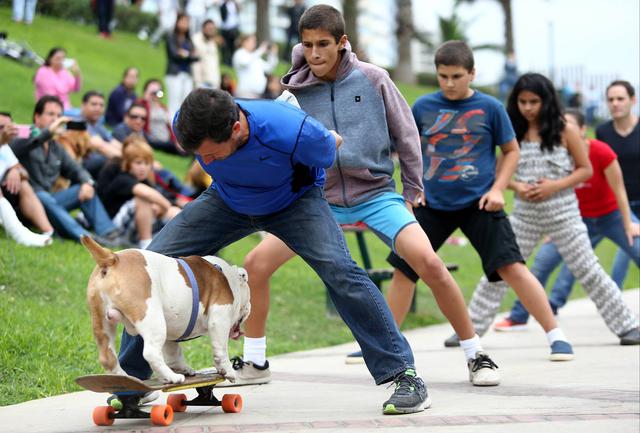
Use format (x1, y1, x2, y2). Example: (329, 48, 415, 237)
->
(0, 7, 638, 407)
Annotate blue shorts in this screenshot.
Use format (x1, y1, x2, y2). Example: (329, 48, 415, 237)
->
(330, 192, 417, 252)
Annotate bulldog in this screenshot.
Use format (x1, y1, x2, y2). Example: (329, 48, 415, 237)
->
(81, 235, 251, 384)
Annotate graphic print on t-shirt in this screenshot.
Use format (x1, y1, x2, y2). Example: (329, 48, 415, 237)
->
(422, 108, 485, 183)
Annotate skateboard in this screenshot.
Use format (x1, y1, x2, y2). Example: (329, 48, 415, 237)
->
(75, 368, 242, 426)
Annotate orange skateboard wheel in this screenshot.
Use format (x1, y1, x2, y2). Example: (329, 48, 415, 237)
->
(221, 394, 243, 413)
(150, 404, 174, 426)
(167, 393, 188, 412)
(92, 406, 115, 426)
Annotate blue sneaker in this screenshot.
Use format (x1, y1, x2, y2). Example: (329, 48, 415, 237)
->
(345, 350, 364, 364)
(549, 340, 574, 361)
(382, 369, 431, 415)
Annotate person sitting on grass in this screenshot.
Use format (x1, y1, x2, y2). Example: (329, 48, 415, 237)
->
(97, 137, 181, 249)
(0, 111, 53, 247)
(9, 96, 121, 247)
(80, 91, 123, 178)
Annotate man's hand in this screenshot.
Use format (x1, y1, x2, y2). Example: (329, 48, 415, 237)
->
(2, 166, 22, 195)
(78, 182, 95, 202)
(478, 187, 505, 211)
(48, 116, 70, 137)
(330, 130, 342, 148)
(0, 123, 18, 144)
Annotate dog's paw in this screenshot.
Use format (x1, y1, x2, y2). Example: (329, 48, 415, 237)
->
(224, 370, 237, 383)
(163, 372, 186, 384)
(172, 365, 196, 377)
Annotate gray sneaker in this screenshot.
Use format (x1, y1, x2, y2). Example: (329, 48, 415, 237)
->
(444, 333, 460, 347)
(217, 357, 271, 387)
(619, 328, 640, 345)
(382, 369, 431, 415)
(468, 352, 500, 386)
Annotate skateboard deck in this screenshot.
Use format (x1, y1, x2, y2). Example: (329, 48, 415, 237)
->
(76, 368, 224, 394)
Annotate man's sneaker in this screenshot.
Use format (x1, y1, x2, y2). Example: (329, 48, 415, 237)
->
(468, 352, 500, 386)
(444, 333, 460, 347)
(345, 350, 364, 364)
(382, 369, 431, 415)
(549, 340, 574, 361)
(619, 327, 640, 345)
(217, 356, 271, 387)
(494, 317, 528, 332)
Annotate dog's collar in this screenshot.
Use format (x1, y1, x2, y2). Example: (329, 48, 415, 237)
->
(175, 258, 222, 342)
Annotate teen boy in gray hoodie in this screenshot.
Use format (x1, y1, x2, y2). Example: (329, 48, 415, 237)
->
(228, 4, 500, 415)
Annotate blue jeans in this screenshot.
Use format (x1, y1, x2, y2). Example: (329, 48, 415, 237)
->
(36, 185, 115, 240)
(12, 0, 37, 23)
(510, 209, 640, 323)
(118, 187, 414, 387)
(611, 201, 640, 287)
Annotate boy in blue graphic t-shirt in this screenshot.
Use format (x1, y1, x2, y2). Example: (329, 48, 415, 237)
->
(387, 41, 575, 361)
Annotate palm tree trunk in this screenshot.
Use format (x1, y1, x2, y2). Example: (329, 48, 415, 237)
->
(393, 0, 416, 85)
(343, 0, 359, 53)
(256, 0, 271, 45)
(499, 0, 514, 55)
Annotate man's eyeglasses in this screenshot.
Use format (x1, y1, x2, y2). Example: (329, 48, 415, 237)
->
(129, 114, 147, 121)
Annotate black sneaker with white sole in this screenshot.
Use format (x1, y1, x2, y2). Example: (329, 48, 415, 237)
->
(217, 356, 271, 387)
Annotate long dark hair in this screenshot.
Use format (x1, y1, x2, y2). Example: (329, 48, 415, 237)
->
(44, 47, 65, 66)
(507, 73, 565, 152)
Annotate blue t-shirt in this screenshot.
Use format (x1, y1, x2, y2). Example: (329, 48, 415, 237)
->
(413, 90, 515, 210)
(183, 99, 336, 216)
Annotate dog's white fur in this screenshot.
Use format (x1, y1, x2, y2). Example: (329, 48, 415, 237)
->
(81, 236, 251, 384)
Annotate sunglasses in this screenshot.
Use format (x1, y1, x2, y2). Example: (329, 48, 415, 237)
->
(129, 114, 147, 120)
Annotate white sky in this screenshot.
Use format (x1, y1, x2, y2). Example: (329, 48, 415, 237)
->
(414, 0, 640, 88)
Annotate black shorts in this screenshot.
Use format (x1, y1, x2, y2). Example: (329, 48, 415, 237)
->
(387, 201, 524, 283)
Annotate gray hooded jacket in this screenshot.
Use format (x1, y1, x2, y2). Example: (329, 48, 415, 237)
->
(281, 42, 423, 207)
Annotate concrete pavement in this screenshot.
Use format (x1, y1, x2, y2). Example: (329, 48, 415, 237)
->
(1, 289, 638, 433)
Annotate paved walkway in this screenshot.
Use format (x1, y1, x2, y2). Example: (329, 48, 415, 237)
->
(1, 290, 638, 433)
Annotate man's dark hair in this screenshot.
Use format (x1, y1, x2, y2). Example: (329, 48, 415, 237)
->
(564, 108, 585, 128)
(0, 111, 12, 119)
(434, 40, 475, 72)
(33, 95, 64, 120)
(127, 102, 148, 116)
(606, 80, 635, 98)
(298, 4, 345, 43)
(82, 90, 105, 104)
(175, 89, 239, 152)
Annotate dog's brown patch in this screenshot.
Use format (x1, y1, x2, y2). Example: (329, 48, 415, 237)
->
(87, 267, 119, 371)
(178, 257, 234, 314)
(105, 250, 153, 323)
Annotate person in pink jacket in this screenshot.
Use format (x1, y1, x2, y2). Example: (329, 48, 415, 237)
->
(34, 47, 82, 110)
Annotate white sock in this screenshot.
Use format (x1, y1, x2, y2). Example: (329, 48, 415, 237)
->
(546, 328, 568, 345)
(460, 334, 483, 361)
(138, 238, 152, 249)
(243, 336, 267, 366)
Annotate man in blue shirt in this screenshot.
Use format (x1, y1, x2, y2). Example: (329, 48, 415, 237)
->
(115, 88, 429, 414)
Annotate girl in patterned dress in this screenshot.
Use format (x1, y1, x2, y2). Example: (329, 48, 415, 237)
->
(466, 73, 639, 346)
